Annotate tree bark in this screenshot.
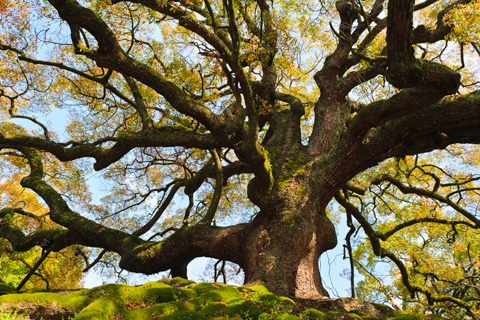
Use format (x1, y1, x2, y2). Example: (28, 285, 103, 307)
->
(244, 210, 337, 298)
(239, 169, 338, 298)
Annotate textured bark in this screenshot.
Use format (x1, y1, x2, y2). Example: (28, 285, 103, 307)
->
(244, 211, 337, 298)
(386, 0, 423, 88)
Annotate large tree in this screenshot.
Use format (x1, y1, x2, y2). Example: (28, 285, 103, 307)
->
(1, 0, 480, 313)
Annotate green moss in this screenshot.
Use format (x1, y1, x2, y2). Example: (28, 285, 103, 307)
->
(0, 291, 90, 310)
(0, 278, 420, 320)
(285, 152, 308, 173)
(190, 281, 243, 302)
(284, 214, 303, 226)
(264, 146, 279, 159)
(250, 284, 272, 293)
(238, 286, 255, 293)
(386, 61, 424, 89)
(159, 277, 195, 287)
(125, 300, 188, 319)
(124, 282, 180, 304)
(196, 289, 264, 318)
(228, 300, 265, 319)
(273, 150, 310, 189)
(249, 292, 296, 317)
(131, 242, 163, 263)
(74, 295, 124, 320)
(251, 292, 292, 306)
(85, 283, 129, 296)
(272, 314, 300, 319)
(303, 308, 326, 318)
(160, 311, 208, 319)
(258, 312, 274, 320)
(198, 301, 228, 317)
(392, 312, 425, 320)
(325, 310, 347, 320)
(209, 286, 244, 303)
(191, 282, 221, 296)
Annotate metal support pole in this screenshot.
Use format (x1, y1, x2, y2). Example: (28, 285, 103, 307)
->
(16, 246, 52, 291)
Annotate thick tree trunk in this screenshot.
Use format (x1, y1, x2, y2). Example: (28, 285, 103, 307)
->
(243, 202, 337, 298)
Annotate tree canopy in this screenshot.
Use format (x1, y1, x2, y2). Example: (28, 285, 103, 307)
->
(1, 0, 480, 318)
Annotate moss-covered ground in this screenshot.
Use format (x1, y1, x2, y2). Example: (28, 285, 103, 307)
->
(0, 278, 444, 319)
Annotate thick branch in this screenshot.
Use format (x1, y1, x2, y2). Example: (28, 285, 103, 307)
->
(350, 60, 460, 138)
(309, 1, 361, 153)
(201, 149, 223, 224)
(380, 218, 476, 241)
(113, 0, 258, 131)
(412, 0, 472, 44)
(314, 0, 358, 92)
(364, 90, 480, 161)
(0, 217, 74, 252)
(120, 223, 251, 274)
(347, 173, 480, 225)
(0, 130, 228, 170)
(184, 160, 251, 195)
(386, 0, 422, 88)
(123, 76, 154, 130)
(47, 0, 121, 55)
(1, 148, 252, 276)
(47, 0, 245, 136)
(133, 180, 186, 237)
(261, 92, 305, 148)
(15, 148, 144, 254)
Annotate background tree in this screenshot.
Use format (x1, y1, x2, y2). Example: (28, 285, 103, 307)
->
(1, 0, 480, 316)
(0, 125, 85, 289)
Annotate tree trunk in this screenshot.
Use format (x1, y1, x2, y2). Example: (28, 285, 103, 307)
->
(243, 195, 337, 298)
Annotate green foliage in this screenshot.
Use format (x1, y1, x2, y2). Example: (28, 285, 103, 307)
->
(0, 242, 83, 291)
(0, 310, 30, 320)
(344, 146, 480, 318)
(445, 0, 480, 43)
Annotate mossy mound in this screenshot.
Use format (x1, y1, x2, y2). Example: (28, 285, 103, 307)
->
(0, 278, 444, 319)
(0, 281, 17, 296)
